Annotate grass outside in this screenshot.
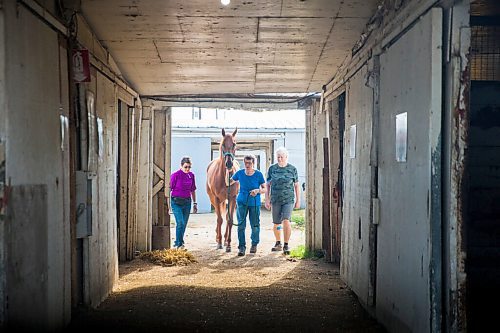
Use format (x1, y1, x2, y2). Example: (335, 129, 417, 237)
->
(288, 244, 326, 260)
(291, 209, 305, 229)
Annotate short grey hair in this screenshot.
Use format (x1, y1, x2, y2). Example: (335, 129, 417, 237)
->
(275, 146, 289, 158)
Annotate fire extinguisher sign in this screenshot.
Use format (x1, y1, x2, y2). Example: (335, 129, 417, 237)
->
(72, 49, 91, 83)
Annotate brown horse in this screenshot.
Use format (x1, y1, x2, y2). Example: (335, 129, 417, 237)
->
(206, 128, 240, 252)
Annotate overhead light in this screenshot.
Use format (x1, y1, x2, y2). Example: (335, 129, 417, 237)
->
(221, 0, 230, 6)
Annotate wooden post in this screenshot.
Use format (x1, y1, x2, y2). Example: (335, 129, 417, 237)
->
(153, 109, 166, 227)
(305, 104, 314, 252)
(322, 137, 332, 262)
(151, 109, 169, 250)
(118, 101, 129, 262)
(164, 108, 171, 235)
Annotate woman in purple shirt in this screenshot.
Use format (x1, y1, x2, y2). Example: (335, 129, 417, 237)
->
(170, 156, 197, 249)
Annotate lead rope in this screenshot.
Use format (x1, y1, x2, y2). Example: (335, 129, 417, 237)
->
(227, 170, 240, 226)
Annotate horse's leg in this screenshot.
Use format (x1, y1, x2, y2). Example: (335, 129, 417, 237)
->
(224, 197, 237, 252)
(220, 200, 231, 252)
(214, 200, 223, 250)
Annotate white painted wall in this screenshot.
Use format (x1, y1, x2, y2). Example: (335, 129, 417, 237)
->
(171, 137, 212, 213)
(376, 9, 442, 333)
(341, 65, 373, 308)
(84, 72, 120, 307)
(4, 2, 71, 329)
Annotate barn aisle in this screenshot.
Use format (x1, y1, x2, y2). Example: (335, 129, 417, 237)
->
(67, 211, 385, 332)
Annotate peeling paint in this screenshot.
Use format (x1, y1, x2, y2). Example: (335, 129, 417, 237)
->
(450, 44, 471, 333)
(455, 50, 471, 119)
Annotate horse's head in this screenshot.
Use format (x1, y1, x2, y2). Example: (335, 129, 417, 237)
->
(220, 128, 237, 170)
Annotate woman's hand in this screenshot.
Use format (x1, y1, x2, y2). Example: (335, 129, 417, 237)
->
(265, 198, 271, 210)
(294, 201, 300, 209)
(193, 203, 198, 214)
(249, 189, 259, 197)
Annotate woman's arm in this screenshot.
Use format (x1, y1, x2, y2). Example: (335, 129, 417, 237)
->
(191, 190, 198, 213)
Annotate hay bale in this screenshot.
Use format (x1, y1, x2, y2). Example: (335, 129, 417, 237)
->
(140, 249, 197, 267)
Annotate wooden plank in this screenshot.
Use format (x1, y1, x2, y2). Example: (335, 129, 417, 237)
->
(134, 115, 150, 256)
(134, 105, 148, 251)
(152, 180, 165, 196)
(67, 41, 79, 309)
(147, 108, 154, 244)
(127, 105, 138, 257)
(153, 110, 166, 227)
(164, 109, 172, 236)
(314, 101, 326, 250)
(305, 104, 314, 251)
(130, 105, 151, 252)
(322, 137, 332, 262)
(118, 101, 129, 262)
(327, 97, 342, 263)
(153, 163, 164, 180)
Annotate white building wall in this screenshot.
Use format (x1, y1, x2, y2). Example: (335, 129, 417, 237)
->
(283, 131, 306, 209)
(84, 72, 120, 307)
(171, 137, 212, 213)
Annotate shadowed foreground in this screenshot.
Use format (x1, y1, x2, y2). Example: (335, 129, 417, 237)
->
(67, 258, 385, 332)
(66, 212, 386, 332)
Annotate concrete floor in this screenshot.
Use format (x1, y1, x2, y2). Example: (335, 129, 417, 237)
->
(65, 210, 386, 332)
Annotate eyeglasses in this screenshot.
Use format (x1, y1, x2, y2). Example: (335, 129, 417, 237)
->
(183, 165, 192, 169)
(244, 161, 253, 165)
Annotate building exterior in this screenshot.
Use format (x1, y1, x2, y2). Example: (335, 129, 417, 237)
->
(170, 109, 306, 213)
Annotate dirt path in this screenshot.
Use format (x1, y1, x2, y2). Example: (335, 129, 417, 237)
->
(68, 211, 386, 332)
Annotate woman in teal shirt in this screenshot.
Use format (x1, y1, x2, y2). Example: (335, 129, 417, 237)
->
(231, 154, 266, 256)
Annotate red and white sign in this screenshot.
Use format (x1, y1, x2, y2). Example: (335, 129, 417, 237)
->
(72, 49, 91, 82)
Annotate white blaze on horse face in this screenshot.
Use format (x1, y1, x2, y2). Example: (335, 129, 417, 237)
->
(221, 131, 237, 170)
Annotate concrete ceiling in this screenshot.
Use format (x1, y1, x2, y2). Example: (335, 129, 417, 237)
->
(80, 0, 380, 96)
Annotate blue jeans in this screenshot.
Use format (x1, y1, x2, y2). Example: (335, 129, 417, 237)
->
(171, 198, 191, 247)
(236, 204, 260, 249)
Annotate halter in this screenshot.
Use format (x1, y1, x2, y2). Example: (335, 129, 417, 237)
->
(223, 151, 235, 159)
(222, 150, 235, 171)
